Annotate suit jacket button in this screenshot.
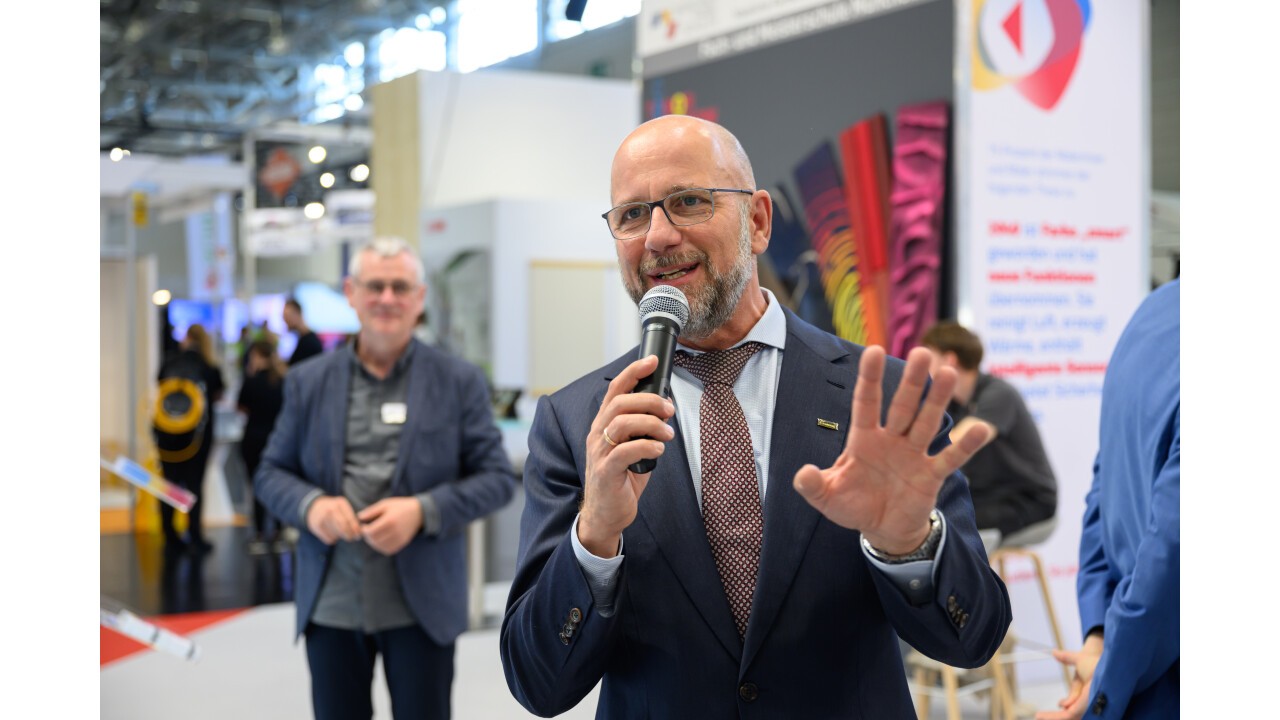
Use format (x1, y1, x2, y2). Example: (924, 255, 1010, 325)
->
(1092, 692, 1107, 715)
(738, 683, 758, 702)
(558, 631, 569, 645)
(569, 607, 583, 623)
(562, 624, 574, 638)
(958, 614, 968, 629)
(947, 595, 958, 611)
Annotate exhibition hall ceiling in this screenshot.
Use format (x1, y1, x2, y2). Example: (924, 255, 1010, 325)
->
(100, 0, 446, 158)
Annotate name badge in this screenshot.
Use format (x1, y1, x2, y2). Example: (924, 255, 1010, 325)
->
(380, 402, 408, 425)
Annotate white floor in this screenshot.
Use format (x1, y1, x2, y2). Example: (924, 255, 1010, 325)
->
(102, 600, 1070, 719)
(101, 603, 602, 720)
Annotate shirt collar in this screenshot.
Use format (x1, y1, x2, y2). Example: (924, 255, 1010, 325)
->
(677, 287, 787, 355)
(346, 336, 417, 378)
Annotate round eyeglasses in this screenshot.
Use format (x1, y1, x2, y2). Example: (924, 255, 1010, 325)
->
(602, 187, 754, 240)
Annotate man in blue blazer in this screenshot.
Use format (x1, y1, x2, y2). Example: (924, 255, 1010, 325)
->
(1038, 279, 1179, 720)
(501, 116, 1011, 718)
(257, 236, 516, 719)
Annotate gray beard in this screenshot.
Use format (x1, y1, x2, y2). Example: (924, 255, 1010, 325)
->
(624, 213, 754, 341)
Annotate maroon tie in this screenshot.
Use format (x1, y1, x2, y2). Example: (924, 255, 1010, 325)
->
(673, 341, 765, 639)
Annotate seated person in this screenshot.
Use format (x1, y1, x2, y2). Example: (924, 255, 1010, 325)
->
(921, 321, 1057, 547)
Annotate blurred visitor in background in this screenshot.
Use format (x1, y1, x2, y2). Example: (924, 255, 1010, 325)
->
(285, 296, 324, 367)
(236, 339, 287, 555)
(921, 321, 1057, 550)
(154, 323, 225, 555)
(236, 324, 255, 374)
(256, 236, 517, 719)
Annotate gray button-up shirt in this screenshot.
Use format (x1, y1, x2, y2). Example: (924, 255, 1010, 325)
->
(306, 341, 419, 633)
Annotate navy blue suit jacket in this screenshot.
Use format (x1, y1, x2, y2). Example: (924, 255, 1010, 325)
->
(256, 340, 517, 643)
(501, 309, 1010, 719)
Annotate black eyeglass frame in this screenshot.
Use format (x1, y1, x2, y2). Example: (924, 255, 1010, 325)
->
(601, 187, 755, 240)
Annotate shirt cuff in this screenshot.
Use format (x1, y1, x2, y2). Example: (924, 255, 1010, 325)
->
(416, 492, 441, 536)
(570, 513, 624, 617)
(298, 489, 325, 527)
(861, 510, 949, 606)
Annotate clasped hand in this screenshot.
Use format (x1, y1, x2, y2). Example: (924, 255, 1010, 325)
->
(306, 495, 424, 555)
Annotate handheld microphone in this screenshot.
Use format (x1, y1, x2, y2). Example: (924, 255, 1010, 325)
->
(628, 285, 690, 474)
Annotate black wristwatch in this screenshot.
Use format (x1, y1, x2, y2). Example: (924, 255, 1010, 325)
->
(862, 510, 943, 564)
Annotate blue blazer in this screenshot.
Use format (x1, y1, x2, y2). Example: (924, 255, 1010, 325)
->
(256, 340, 517, 643)
(501, 309, 1011, 719)
(1076, 280, 1180, 719)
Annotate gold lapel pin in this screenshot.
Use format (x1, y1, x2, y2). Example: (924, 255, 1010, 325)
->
(817, 419, 839, 431)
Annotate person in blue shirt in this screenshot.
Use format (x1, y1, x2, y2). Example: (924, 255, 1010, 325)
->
(1038, 279, 1179, 720)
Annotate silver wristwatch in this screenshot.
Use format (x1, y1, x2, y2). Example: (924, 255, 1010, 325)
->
(862, 510, 943, 564)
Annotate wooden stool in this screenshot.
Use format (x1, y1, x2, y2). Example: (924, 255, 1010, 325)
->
(986, 518, 1071, 705)
(906, 517, 1066, 719)
(905, 644, 1017, 720)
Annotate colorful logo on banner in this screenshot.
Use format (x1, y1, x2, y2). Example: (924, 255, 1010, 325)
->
(650, 9, 677, 39)
(972, 0, 1091, 110)
(643, 89, 719, 122)
(258, 147, 302, 201)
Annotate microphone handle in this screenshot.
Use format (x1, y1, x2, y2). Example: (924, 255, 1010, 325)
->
(629, 458, 658, 474)
(628, 320, 678, 474)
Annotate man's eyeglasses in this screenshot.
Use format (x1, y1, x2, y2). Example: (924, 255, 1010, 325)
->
(602, 187, 754, 240)
(355, 279, 418, 297)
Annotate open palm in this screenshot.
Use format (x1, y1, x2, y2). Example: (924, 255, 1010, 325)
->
(793, 346, 990, 553)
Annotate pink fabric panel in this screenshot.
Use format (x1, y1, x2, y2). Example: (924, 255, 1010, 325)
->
(887, 101, 949, 358)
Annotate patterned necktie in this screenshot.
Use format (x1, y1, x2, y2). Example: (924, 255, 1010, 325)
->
(673, 341, 766, 639)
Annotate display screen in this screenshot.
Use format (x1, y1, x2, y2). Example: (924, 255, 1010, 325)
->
(167, 299, 215, 342)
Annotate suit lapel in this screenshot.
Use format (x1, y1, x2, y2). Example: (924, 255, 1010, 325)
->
(392, 342, 433, 491)
(636, 408, 744, 661)
(741, 314, 853, 671)
(326, 356, 353, 492)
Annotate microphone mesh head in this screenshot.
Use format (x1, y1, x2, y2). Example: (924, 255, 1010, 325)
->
(638, 285, 690, 331)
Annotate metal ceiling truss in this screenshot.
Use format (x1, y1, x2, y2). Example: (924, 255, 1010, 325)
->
(101, 0, 447, 158)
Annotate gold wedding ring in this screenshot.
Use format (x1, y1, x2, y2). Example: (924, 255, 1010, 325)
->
(602, 427, 619, 447)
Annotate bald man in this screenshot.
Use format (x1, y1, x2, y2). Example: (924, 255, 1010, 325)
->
(500, 116, 1010, 718)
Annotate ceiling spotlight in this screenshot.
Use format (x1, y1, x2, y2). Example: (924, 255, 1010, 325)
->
(124, 19, 146, 43)
(344, 41, 365, 68)
(415, 13, 432, 30)
(110, 148, 125, 162)
(267, 18, 289, 55)
(350, 164, 370, 182)
(308, 145, 327, 163)
(304, 202, 326, 220)
(429, 6, 446, 24)
(152, 289, 172, 306)
(344, 94, 364, 111)
(319, 172, 335, 188)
